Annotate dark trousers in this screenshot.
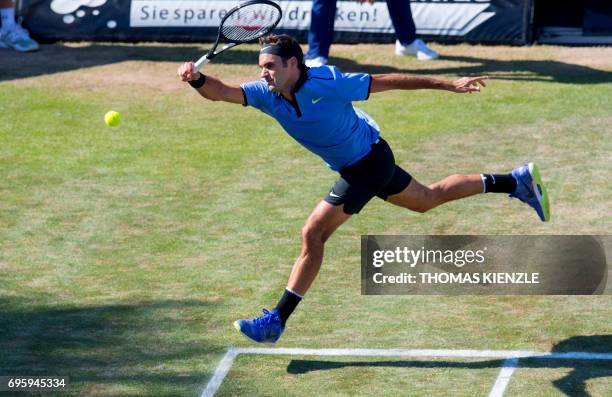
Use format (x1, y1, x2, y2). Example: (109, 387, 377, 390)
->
(306, 0, 417, 59)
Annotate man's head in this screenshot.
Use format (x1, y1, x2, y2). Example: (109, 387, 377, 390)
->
(258, 34, 305, 93)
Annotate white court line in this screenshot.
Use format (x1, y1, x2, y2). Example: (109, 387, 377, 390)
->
(200, 347, 612, 397)
(200, 349, 238, 397)
(231, 347, 612, 360)
(488, 357, 519, 397)
(235, 347, 538, 358)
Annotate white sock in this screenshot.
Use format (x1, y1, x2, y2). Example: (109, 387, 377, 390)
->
(285, 288, 304, 299)
(1, 7, 16, 31)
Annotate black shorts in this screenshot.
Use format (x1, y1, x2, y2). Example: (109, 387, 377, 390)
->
(324, 138, 412, 214)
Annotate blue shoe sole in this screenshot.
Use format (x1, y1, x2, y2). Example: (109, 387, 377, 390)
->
(528, 162, 550, 222)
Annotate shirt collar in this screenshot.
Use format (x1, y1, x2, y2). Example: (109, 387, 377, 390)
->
(292, 67, 310, 94)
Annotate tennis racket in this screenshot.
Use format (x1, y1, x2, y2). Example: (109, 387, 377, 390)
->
(193, 0, 283, 71)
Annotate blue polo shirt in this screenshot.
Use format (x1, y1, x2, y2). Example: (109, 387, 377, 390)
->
(241, 65, 379, 171)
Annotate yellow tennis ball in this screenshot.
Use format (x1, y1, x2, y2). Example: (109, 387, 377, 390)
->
(104, 111, 121, 127)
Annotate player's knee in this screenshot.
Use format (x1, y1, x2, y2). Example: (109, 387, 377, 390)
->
(407, 188, 438, 213)
(301, 223, 326, 247)
(425, 181, 452, 209)
(411, 199, 437, 213)
(412, 204, 431, 213)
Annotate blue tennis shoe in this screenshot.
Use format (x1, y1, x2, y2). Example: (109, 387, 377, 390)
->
(234, 309, 284, 344)
(510, 162, 550, 222)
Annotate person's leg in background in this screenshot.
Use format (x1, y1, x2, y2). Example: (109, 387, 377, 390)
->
(385, 0, 439, 60)
(0, 0, 39, 52)
(305, 0, 337, 67)
(0, 0, 16, 31)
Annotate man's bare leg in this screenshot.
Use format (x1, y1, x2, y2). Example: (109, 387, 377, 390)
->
(386, 174, 484, 212)
(385, 167, 549, 221)
(287, 200, 352, 295)
(234, 200, 350, 343)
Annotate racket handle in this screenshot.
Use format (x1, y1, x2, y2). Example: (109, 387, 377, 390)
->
(194, 55, 211, 72)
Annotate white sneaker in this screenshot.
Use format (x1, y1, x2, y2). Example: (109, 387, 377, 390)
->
(305, 56, 328, 68)
(0, 25, 39, 52)
(395, 39, 439, 60)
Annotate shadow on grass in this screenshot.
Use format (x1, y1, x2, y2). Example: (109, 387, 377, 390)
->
(0, 296, 218, 397)
(332, 55, 612, 84)
(0, 44, 261, 81)
(547, 335, 612, 397)
(1, 43, 611, 85)
(286, 335, 612, 397)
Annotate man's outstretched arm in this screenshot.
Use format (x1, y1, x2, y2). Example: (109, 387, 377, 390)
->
(178, 61, 245, 104)
(370, 74, 488, 94)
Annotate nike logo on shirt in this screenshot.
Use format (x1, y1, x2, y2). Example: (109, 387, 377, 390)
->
(311, 97, 324, 104)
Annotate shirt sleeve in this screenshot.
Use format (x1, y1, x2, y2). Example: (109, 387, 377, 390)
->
(240, 80, 269, 110)
(330, 66, 372, 102)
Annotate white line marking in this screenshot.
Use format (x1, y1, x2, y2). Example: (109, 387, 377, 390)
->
(200, 348, 238, 397)
(201, 348, 612, 397)
(232, 348, 612, 360)
(237, 347, 537, 357)
(488, 357, 519, 397)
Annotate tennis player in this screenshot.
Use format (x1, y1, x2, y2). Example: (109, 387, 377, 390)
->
(177, 34, 550, 344)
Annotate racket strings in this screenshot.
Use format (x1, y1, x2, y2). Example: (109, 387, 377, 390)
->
(223, 25, 270, 42)
(222, 4, 281, 42)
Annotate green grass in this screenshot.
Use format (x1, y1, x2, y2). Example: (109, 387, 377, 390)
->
(1, 43, 611, 396)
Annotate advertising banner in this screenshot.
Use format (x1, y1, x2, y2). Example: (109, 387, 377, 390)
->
(17, 0, 534, 44)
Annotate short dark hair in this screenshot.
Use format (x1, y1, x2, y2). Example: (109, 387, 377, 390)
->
(259, 34, 306, 70)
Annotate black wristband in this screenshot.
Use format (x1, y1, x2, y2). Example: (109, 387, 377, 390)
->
(188, 73, 207, 89)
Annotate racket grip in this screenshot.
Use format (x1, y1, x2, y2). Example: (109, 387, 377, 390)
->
(194, 55, 211, 72)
